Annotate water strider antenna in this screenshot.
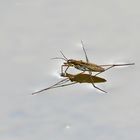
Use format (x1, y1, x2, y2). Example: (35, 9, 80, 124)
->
(51, 50, 68, 61)
(60, 50, 68, 61)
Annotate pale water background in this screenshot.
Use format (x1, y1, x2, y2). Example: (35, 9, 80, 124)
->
(0, 0, 139, 140)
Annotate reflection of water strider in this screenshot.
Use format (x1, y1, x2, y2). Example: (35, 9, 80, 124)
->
(61, 72, 106, 83)
(32, 72, 106, 95)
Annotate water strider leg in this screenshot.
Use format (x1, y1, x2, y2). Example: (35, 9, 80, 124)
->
(61, 64, 69, 74)
(32, 78, 69, 95)
(33, 81, 77, 95)
(100, 63, 135, 67)
(95, 65, 114, 76)
(51, 81, 77, 88)
(88, 71, 107, 93)
(61, 65, 64, 73)
(64, 65, 70, 73)
(95, 63, 134, 76)
(81, 40, 89, 63)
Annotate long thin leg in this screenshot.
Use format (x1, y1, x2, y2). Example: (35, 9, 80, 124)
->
(100, 63, 135, 67)
(61, 65, 65, 73)
(32, 81, 77, 95)
(50, 81, 77, 89)
(95, 65, 114, 76)
(95, 63, 135, 76)
(81, 40, 89, 63)
(35, 81, 77, 91)
(32, 78, 69, 95)
(61, 64, 69, 73)
(64, 65, 70, 73)
(91, 82, 107, 93)
(88, 71, 107, 93)
(53, 78, 70, 85)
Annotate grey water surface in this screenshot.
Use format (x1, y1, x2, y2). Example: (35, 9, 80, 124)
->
(0, 0, 139, 140)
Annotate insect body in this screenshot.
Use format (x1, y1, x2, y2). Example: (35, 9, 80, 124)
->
(32, 72, 106, 95)
(63, 59, 105, 72)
